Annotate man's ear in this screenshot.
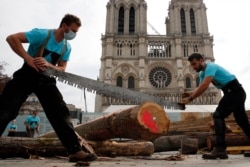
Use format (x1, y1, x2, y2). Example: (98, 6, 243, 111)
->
(61, 23, 68, 31)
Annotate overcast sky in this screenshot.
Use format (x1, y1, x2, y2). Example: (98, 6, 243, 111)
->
(0, 0, 250, 112)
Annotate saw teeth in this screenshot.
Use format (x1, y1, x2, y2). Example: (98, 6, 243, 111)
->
(45, 68, 186, 110)
(77, 85, 83, 89)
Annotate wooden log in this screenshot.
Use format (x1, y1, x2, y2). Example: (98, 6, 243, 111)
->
(153, 135, 198, 154)
(226, 146, 250, 154)
(75, 131, 95, 153)
(207, 134, 250, 150)
(0, 137, 67, 159)
(168, 111, 250, 133)
(89, 140, 154, 156)
(40, 102, 170, 142)
(164, 131, 213, 149)
(184, 132, 213, 149)
(0, 137, 154, 158)
(180, 138, 198, 154)
(169, 115, 213, 132)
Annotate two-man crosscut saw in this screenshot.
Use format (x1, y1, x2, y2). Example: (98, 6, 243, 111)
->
(43, 68, 185, 110)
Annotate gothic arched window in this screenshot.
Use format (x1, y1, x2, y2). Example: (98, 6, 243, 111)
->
(116, 76, 123, 87)
(180, 8, 186, 34)
(117, 44, 122, 56)
(185, 77, 191, 88)
(118, 7, 125, 34)
(130, 44, 135, 56)
(129, 7, 135, 33)
(193, 44, 198, 52)
(128, 76, 135, 89)
(190, 9, 196, 34)
(183, 43, 189, 57)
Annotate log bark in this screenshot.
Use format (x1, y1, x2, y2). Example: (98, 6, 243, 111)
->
(169, 115, 213, 132)
(0, 137, 154, 158)
(0, 137, 67, 159)
(164, 131, 213, 149)
(183, 132, 213, 149)
(89, 140, 154, 156)
(207, 133, 250, 150)
(41, 102, 170, 141)
(168, 110, 250, 133)
(153, 135, 198, 154)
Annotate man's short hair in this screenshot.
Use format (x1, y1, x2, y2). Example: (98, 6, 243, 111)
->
(59, 13, 81, 27)
(188, 53, 204, 61)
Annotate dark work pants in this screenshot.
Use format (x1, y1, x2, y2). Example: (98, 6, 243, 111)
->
(0, 65, 81, 154)
(213, 79, 250, 149)
(26, 128, 37, 138)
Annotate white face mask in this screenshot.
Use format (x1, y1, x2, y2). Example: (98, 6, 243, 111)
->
(64, 30, 76, 40)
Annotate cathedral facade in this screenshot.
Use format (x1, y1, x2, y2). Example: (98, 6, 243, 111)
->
(95, 0, 221, 112)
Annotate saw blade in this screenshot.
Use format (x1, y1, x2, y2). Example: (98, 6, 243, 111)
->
(43, 68, 185, 110)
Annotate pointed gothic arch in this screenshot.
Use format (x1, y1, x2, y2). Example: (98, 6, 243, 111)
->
(129, 6, 135, 33)
(116, 76, 123, 87)
(190, 8, 196, 34)
(180, 8, 186, 34)
(118, 6, 125, 34)
(128, 76, 135, 89)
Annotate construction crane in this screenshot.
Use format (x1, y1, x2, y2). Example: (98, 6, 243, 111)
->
(147, 21, 161, 35)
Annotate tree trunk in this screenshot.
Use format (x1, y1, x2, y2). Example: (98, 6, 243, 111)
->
(89, 140, 154, 156)
(0, 137, 67, 159)
(0, 137, 154, 158)
(168, 115, 213, 132)
(153, 135, 198, 154)
(41, 102, 170, 142)
(184, 132, 213, 149)
(207, 133, 250, 150)
(163, 131, 213, 149)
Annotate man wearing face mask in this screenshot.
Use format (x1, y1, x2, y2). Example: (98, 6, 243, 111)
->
(0, 14, 97, 162)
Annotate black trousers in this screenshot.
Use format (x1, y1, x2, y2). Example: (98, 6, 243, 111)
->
(26, 127, 37, 138)
(213, 79, 250, 148)
(0, 64, 81, 154)
(7, 131, 16, 137)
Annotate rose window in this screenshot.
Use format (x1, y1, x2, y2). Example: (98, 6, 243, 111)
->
(149, 67, 172, 88)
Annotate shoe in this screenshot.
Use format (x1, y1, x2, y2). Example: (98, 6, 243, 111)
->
(244, 151, 250, 157)
(69, 150, 97, 162)
(202, 147, 228, 159)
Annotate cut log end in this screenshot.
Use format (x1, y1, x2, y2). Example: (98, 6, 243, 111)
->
(137, 102, 170, 134)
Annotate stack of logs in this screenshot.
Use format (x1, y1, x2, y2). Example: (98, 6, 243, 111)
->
(167, 110, 250, 154)
(0, 101, 249, 158)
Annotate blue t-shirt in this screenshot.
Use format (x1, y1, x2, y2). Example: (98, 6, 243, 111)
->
(9, 123, 17, 130)
(25, 28, 71, 64)
(199, 62, 236, 89)
(25, 115, 40, 129)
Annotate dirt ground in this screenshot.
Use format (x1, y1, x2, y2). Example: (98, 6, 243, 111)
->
(0, 152, 249, 167)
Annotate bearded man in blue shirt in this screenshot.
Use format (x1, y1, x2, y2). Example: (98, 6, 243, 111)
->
(180, 53, 250, 159)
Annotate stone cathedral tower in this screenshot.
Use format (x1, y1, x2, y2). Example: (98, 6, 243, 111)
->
(95, 0, 221, 112)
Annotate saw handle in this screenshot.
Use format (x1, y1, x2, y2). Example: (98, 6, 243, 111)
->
(177, 103, 186, 110)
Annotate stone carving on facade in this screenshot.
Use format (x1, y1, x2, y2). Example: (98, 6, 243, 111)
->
(139, 73, 144, 80)
(121, 65, 129, 74)
(112, 62, 118, 67)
